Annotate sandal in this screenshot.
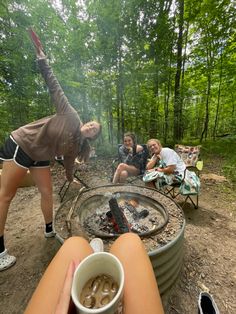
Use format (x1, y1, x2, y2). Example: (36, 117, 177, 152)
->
(0, 249, 16, 271)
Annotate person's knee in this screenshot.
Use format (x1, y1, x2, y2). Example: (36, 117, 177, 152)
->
(0, 190, 16, 203)
(55, 236, 92, 262)
(119, 232, 140, 243)
(111, 233, 145, 259)
(120, 170, 128, 181)
(63, 236, 89, 250)
(39, 186, 53, 199)
(117, 163, 126, 172)
(115, 233, 143, 250)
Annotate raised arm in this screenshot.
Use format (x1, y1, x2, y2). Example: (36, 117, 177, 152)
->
(29, 29, 75, 115)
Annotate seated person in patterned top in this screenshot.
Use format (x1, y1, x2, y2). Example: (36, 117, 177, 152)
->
(112, 132, 144, 183)
(144, 139, 186, 189)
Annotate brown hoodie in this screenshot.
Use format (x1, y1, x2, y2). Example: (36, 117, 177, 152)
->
(12, 58, 83, 181)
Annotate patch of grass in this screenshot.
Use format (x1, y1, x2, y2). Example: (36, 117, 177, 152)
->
(177, 136, 236, 183)
(201, 137, 236, 183)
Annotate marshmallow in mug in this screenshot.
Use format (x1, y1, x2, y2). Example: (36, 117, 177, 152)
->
(71, 252, 124, 314)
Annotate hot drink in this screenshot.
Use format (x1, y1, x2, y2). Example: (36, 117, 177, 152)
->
(71, 252, 124, 314)
(80, 274, 119, 309)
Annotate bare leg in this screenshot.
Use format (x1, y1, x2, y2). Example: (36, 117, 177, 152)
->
(25, 235, 164, 314)
(30, 167, 53, 224)
(119, 170, 129, 183)
(112, 163, 140, 184)
(112, 167, 121, 184)
(24, 237, 93, 314)
(0, 161, 28, 237)
(110, 233, 164, 314)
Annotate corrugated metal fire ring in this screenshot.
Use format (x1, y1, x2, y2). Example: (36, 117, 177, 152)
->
(54, 184, 185, 297)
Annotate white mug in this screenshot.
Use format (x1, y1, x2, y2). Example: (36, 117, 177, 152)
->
(71, 252, 124, 314)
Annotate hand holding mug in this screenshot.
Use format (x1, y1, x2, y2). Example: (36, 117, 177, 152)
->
(54, 261, 77, 314)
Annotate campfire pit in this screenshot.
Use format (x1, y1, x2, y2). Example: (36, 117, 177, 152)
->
(55, 184, 185, 297)
(79, 190, 169, 238)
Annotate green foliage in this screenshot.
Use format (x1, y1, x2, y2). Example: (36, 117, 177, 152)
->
(0, 0, 235, 150)
(95, 142, 117, 158)
(201, 136, 236, 182)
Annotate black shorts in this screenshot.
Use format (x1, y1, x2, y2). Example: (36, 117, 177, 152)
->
(0, 136, 50, 169)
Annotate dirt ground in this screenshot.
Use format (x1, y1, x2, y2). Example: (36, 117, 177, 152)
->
(0, 156, 235, 314)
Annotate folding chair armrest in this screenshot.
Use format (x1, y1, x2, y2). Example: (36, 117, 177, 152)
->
(182, 169, 187, 182)
(112, 157, 119, 166)
(185, 164, 202, 177)
(196, 160, 203, 172)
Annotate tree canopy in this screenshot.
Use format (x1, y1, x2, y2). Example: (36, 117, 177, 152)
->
(1, 0, 235, 146)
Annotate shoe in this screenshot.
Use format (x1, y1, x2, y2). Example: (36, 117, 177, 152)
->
(0, 249, 16, 271)
(198, 291, 220, 314)
(90, 238, 104, 253)
(44, 230, 56, 238)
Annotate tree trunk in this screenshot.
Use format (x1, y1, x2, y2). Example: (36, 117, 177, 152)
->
(180, 19, 189, 139)
(149, 48, 159, 139)
(174, 0, 184, 142)
(213, 53, 223, 139)
(200, 74, 211, 142)
(164, 60, 172, 143)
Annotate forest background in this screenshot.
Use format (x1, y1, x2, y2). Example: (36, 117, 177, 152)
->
(1, 0, 236, 182)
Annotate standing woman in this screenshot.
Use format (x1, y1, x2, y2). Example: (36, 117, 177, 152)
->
(112, 132, 144, 183)
(0, 29, 101, 271)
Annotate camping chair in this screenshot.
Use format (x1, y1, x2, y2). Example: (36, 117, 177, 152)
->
(111, 144, 149, 184)
(56, 157, 89, 202)
(162, 145, 203, 209)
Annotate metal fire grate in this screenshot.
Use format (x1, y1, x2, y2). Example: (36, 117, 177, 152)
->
(79, 191, 169, 238)
(54, 184, 185, 297)
(55, 184, 184, 248)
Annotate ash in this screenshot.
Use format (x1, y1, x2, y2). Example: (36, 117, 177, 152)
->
(55, 185, 184, 252)
(83, 197, 164, 236)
